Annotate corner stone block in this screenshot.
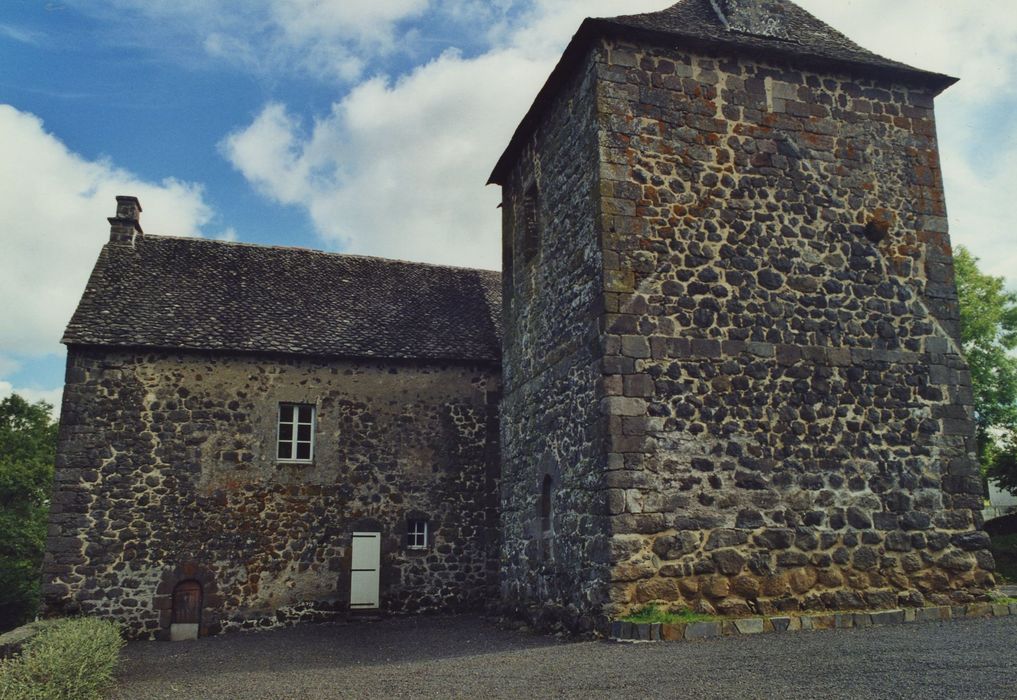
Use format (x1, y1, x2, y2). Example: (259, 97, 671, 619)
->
(604, 269, 635, 293)
(600, 397, 647, 417)
(992, 604, 1011, 617)
(621, 335, 652, 359)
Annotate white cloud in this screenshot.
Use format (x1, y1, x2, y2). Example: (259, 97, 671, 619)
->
(219, 0, 1017, 286)
(220, 0, 663, 268)
(0, 381, 64, 418)
(0, 104, 212, 398)
(0, 23, 45, 46)
(67, 0, 430, 83)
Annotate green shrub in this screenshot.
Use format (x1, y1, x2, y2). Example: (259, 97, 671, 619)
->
(620, 603, 715, 625)
(0, 618, 124, 700)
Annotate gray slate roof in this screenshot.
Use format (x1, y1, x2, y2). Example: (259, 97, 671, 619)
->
(64, 236, 502, 363)
(605, 0, 952, 81)
(489, 0, 957, 184)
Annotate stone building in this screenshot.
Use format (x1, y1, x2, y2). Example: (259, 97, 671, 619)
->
(492, 0, 992, 629)
(44, 197, 502, 639)
(46, 0, 994, 639)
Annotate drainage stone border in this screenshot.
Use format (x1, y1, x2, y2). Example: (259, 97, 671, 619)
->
(609, 602, 1017, 643)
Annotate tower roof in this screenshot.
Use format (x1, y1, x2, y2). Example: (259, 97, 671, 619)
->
(489, 0, 957, 185)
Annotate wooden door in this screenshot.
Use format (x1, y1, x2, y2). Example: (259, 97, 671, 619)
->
(172, 580, 203, 624)
(350, 532, 381, 610)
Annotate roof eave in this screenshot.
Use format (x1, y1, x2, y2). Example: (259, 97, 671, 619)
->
(62, 340, 502, 365)
(488, 18, 958, 186)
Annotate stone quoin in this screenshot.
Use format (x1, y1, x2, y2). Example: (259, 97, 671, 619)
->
(44, 0, 993, 639)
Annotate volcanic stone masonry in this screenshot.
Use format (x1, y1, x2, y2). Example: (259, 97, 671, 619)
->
(46, 0, 995, 641)
(45, 348, 500, 639)
(495, 23, 993, 630)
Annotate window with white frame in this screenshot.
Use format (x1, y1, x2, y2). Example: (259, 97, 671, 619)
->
(407, 519, 428, 550)
(277, 403, 315, 462)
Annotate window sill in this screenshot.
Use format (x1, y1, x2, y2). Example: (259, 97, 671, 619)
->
(277, 460, 315, 467)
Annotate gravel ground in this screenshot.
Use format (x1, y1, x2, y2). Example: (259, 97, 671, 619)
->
(112, 614, 1017, 700)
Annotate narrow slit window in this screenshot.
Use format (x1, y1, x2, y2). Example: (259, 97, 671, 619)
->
(407, 519, 428, 550)
(522, 186, 540, 264)
(540, 475, 553, 534)
(278, 403, 315, 462)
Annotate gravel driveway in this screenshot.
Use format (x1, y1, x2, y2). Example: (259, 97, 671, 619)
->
(113, 614, 1017, 699)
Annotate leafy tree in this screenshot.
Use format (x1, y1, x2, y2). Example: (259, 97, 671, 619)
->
(954, 247, 1017, 493)
(0, 394, 57, 632)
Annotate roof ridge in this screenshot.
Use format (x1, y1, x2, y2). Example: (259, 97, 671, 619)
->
(611, 0, 904, 69)
(138, 234, 501, 275)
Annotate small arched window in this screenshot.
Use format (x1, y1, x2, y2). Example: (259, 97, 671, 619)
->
(540, 475, 553, 534)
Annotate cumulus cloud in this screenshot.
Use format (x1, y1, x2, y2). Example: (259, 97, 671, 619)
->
(220, 0, 664, 268)
(67, 0, 430, 83)
(0, 105, 212, 395)
(0, 381, 63, 418)
(216, 0, 1017, 286)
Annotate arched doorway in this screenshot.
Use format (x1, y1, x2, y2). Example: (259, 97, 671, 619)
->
(171, 580, 203, 641)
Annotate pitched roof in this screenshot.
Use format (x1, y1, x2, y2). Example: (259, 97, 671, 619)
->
(489, 0, 957, 185)
(605, 0, 952, 79)
(63, 236, 503, 363)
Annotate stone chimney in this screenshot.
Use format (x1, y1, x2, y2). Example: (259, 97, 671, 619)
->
(710, 0, 794, 40)
(108, 195, 143, 244)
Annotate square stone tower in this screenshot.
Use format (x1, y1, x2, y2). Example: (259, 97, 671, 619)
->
(490, 0, 993, 632)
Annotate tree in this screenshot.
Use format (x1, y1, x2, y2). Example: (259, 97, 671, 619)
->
(0, 394, 57, 632)
(954, 247, 1017, 493)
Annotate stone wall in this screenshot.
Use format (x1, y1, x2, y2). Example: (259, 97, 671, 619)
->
(44, 347, 500, 639)
(592, 38, 993, 619)
(499, 50, 612, 631)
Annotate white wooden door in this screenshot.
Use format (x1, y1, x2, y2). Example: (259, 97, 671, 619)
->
(350, 532, 381, 609)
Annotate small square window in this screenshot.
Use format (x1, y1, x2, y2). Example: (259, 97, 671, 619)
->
(278, 403, 315, 462)
(407, 520, 428, 550)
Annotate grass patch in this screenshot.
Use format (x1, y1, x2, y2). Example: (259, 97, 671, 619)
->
(990, 532, 1017, 583)
(620, 604, 715, 625)
(0, 617, 124, 700)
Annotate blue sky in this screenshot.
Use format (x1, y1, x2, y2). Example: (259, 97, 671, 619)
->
(2, 0, 1016, 411)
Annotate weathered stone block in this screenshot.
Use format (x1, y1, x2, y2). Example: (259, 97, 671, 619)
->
(685, 621, 723, 640)
(870, 610, 905, 626)
(733, 618, 765, 635)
